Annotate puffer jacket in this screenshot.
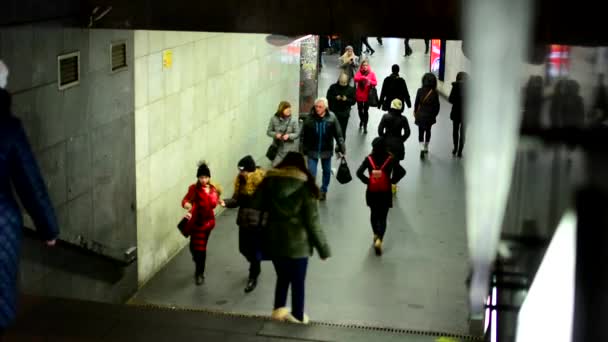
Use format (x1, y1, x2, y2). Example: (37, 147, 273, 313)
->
(224, 168, 266, 228)
(181, 182, 221, 251)
(354, 68, 378, 102)
(300, 110, 345, 159)
(267, 114, 300, 166)
(377, 109, 411, 161)
(253, 167, 331, 259)
(0, 89, 59, 329)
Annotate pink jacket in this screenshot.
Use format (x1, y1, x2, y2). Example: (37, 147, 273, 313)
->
(354, 68, 378, 102)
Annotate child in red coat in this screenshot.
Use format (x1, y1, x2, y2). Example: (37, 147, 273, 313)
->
(181, 162, 224, 285)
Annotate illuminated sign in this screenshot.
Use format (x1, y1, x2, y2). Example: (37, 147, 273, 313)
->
(429, 39, 446, 81)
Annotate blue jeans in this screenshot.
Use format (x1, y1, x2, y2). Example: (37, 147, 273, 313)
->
(308, 157, 332, 193)
(272, 258, 309, 321)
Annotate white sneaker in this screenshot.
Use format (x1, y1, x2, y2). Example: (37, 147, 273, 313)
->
(271, 307, 291, 321)
(286, 313, 310, 324)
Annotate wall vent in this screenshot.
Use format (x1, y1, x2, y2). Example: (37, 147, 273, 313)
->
(57, 52, 80, 90)
(111, 41, 128, 72)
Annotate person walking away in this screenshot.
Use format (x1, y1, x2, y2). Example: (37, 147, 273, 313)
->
(0, 80, 59, 336)
(521, 75, 544, 131)
(377, 99, 410, 194)
(181, 162, 224, 286)
(414, 73, 440, 159)
(354, 59, 378, 133)
(300, 98, 346, 201)
(361, 36, 375, 56)
(356, 137, 396, 256)
(223, 156, 266, 293)
(379, 64, 411, 112)
(327, 72, 356, 139)
(254, 152, 331, 324)
(338, 46, 359, 85)
(449, 72, 468, 158)
(267, 101, 300, 167)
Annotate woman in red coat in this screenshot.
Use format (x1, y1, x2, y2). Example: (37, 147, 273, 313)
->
(181, 162, 224, 286)
(353, 59, 378, 133)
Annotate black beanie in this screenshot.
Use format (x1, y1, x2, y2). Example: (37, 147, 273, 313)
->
(197, 163, 211, 178)
(238, 155, 256, 172)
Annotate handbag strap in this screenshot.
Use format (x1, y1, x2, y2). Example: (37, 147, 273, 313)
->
(415, 89, 433, 115)
(274, 117, 292, 143)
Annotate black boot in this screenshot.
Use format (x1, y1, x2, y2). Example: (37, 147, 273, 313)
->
(195, 274, 205, 286)
(452, 148, 457, 156)
(244, 279, 258, 293)
(363, 124, 368, 134)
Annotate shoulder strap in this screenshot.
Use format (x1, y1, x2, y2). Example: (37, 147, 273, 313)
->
(367, 156, 378, 170)
(415, 89, 434, 114)
(379, 156, 392, 170)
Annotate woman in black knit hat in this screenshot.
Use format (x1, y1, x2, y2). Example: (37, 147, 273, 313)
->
(181, 161, 224, 286)
(223, 155, 266, 293)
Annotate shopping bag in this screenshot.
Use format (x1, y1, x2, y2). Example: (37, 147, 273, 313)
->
(336, 157, 353, 184)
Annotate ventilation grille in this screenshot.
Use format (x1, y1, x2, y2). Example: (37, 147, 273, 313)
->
(111, 42, 127, 72)
(58, 52, 80, 90)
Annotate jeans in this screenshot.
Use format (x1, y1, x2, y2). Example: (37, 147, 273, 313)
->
(370, 206, 390, 240)
(272, 258, 309, 321)
(190, 244, 207, 276)
(418, 126, 432, 143)
(453, 121, 465, 153)
(308, 157, 332, 193)
(357, 101, 370, 128)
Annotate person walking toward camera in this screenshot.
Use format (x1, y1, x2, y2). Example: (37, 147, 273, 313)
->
(414, 73, 440, 159)
(267, 101, 299, 167)
(356, 137, 396, 256)
(354, 59, 378, 133)
(338, 46, 359, 84)
(254, 152, 331, 325)
(327, 72, 356, 139)
(181, 162, 224, 286)
(223, 156, 266, 293)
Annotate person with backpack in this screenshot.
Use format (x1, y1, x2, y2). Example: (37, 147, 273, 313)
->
(356, 137, 396, 256)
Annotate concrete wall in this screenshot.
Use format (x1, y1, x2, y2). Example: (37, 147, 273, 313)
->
(134, 31, 300, 284)
(0, 26, 138, 303)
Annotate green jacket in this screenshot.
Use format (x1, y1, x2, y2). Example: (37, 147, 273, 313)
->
(254, 166, 331, 259)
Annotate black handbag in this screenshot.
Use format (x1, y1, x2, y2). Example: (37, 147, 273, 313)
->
(177, 216, 190, 237)
(367, 87, 379, 107)
(336, 157, 353, 184)
(266, 117, 292, 161)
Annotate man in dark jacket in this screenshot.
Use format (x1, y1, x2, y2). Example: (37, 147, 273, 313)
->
(377, 99, 410, 193)
(326, 73, 356, 139)
(379, 64, 411, 112)
(0, 85, 59, 334)
(449, 72, 467, 157)
(301, 98, 346, 201)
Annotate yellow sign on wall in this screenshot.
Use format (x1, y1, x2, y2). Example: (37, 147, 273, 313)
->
(162, 50, 173, 69)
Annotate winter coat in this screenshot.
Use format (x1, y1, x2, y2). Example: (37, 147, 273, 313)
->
(414, 87, 441, 127)
(354, 69, 378, 103)
(253, 167, 331, 259)
(377, 109, 411, 161)
(267, 114, 300, 167)
(301, 110, 345, 160)
(338, 55, 359, 80)
(0, 90, 59, 329)
(181, 182, 221, 251)
(449, 81, 465, 122)
(326, 83, 356, 117)
(379, 74, 412, 111)
(356, 154, 396, 208)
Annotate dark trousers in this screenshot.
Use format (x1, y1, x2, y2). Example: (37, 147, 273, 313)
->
(357, 101, 370, 128)
(370, 206, 390, 240)
(361, 37, 375, 53)
(404, 39, 412, 55)
(453, 121, 465, 153)
(377, 37, 383, 45)
(418, 126, 432, 143)
(239, 228, 261, 280)
(393, 162, 407, 184)
(335, 113, 350, 140)
(424, 39, 430, 53)
(190, 243, 207, 276)
(272, 257, 309, 321)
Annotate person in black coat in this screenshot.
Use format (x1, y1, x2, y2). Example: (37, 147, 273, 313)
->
(0, 86, 59, 334)
(414, 73, 441, 159)
(356, 137, 396, 256)
(379, 64, 411, 112)
(377, 99, 409, 193)
(449, 72, 468, 158)
(521, 75, 544, 131)
(327, 73, 356, 139)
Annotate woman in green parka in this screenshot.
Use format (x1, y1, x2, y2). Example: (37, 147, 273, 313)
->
(254, 152, 331, 325)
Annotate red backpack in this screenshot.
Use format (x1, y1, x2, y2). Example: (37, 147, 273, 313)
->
(367, 155, 392, 192)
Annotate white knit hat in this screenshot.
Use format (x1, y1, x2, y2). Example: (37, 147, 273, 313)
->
(0, 60, 8, 89)
(390, 98, 403, 111)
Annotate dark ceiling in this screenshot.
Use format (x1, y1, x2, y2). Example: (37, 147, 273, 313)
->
(1, 0, 605, 46)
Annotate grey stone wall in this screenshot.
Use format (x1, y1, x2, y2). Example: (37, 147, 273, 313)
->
(0, 26, 138, 303)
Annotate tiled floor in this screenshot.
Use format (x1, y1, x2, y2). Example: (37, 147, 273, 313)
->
(131, 38, 471, 335)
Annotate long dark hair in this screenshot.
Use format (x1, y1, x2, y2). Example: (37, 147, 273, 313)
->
(370, 137, 390, 163)
(422, 72, 438, 89)
(275, 152, 320, 199)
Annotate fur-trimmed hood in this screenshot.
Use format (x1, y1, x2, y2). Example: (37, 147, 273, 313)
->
(233, 167, 265, 196)
(264, 166, 308, 199)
